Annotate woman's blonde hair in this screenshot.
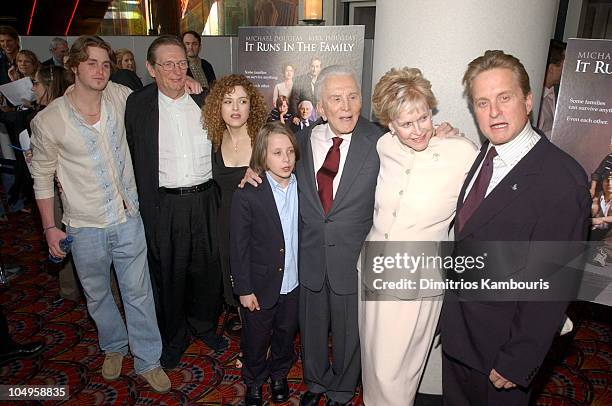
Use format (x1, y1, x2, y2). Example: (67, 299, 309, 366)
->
(15, 50, 40, 78)
(114, 48, 135, 70)
(372, 67, 437, 126)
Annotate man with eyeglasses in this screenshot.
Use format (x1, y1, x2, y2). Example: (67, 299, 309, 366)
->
(125, 35, 225, 369)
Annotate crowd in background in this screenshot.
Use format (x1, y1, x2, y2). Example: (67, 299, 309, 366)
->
(0, 23, 609, 406)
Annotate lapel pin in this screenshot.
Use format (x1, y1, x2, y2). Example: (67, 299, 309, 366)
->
(433, 153, 440, 161)
(511, 184, 518, 191)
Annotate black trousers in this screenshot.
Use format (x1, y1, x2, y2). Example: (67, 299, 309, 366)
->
(442, 351, 531, 406)
(299, 280, 361, 404)
(147, 185, 223, 366)
(241, 287, 299, 387)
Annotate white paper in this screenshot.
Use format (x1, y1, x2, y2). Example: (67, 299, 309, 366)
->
(0, 77, 35, 106)
(19, 129, 31, 150)
(18, 129, 32, 174)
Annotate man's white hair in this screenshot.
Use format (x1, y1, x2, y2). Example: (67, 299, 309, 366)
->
(314, 65, 361, 102)
(49, 37, 68, 51)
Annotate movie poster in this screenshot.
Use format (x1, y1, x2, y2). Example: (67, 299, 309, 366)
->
(237, 26, 365, 123)
(550, 38, 612, 176)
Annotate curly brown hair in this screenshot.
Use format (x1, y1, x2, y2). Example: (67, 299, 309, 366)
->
(203, 74, 269, 151)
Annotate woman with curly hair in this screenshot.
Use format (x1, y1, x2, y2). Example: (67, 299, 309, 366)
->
(203, 74, 268, 311)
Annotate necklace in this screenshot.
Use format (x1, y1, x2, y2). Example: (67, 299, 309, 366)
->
(226, 130, 248, 153)
(70, 93, 101, 117)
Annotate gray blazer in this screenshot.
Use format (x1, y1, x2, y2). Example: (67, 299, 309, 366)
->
(295, 116, 384, 294)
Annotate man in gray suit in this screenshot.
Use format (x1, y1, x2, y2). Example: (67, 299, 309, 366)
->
(294, 66, 382, 406)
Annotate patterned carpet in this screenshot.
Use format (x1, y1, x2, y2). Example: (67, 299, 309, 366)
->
(0, 209, 610, 405)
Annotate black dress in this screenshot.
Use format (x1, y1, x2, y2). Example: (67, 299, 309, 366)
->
(212, 147, 247, 307)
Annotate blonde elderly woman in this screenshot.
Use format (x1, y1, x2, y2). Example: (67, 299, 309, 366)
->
(358, 67, 478, 405)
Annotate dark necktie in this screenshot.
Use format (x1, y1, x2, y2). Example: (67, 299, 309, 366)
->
(456, 147, 498, 231)
(317, 137, 343, 214)
(302, 119, 308, 129)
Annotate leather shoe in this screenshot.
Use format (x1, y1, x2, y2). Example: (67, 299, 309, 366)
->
(199, 332, 229, 352)
(160, 352, 181, 370)
(300, 390, 323, 406)
(0, 341, 44, 364)
(245, 385, 262, 406)
(270, 377, 289, 403)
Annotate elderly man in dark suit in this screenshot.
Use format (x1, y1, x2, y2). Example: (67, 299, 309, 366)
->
(290, 99, 315, 134)
(440, 50, 590, 405)
(125, 35, 224, 370)
(42, 37, 68, 67)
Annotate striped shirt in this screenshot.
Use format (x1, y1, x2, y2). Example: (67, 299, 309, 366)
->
(464, 123, 540, 200)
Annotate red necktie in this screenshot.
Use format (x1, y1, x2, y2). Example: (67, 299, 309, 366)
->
(456, 147, 498, 231)
(317, 137, 343, 214)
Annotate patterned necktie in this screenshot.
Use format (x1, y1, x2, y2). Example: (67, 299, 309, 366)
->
(316, 137, 343, 214)
(456, 147, 498, 231)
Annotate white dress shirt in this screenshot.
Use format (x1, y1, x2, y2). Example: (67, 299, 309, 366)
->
(311, 123, 352, 197)
(464, 123, 540, 200)
(158, 91, 212, 188)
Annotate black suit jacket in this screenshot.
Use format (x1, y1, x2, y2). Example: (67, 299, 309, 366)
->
(110, 69, 143, 91)
(125, 83, 206, 245)
(440, 132, 590, 388)
(42, 57, 58, 66)
(229, 175, 289, 309)
(290, 118, 314, 134)
(0, 52, 12, 85)
(186, 58, 216, 87)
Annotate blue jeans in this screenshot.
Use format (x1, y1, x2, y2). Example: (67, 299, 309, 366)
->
(67, 213, 162, 374)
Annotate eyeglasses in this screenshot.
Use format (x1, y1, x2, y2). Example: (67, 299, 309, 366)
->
(155, 60, 189, 71)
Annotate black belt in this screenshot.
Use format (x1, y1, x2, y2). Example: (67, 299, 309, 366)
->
(160, 180, 214, 196)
